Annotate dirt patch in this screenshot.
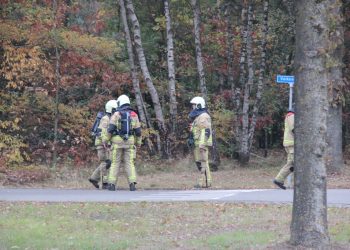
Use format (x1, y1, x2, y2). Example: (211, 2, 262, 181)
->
(2, 149, 350, 190)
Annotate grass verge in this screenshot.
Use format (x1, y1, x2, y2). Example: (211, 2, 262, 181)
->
(0, 202, 349, 249)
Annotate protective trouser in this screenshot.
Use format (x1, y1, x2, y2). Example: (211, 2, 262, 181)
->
(275, 145, 294, 183)
(90, 148, 110, 184)
(108, 144, 136, 185)
(194, 146, 212, 187)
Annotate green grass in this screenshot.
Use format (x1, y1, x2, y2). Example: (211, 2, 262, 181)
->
(0, 202, 349, 249)
(330, 224, 350, 243)
(193, 231, 275, 250)
(0, 203, 136, 249)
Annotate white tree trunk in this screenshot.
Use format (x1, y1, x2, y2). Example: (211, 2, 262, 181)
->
(239, 3, 253, 164)
(119, 0, 148, 127)
(52, 0, 60, 169)
(191, 0, 220, 167)
(248, 0, 269, 150)
(164, 0, 177, 134)
(191, 0, 207, 100)
(125, 0, 165, 131)
(233, 2, 248, 153)
(290, 0, 331, 247)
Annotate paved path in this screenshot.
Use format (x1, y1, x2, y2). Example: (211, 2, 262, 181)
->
(1, 188, 349, 207)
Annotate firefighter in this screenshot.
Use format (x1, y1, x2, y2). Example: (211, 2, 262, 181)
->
(273, 108, 295, 190)
(188, 96, 213, 188)
(106, 94, 142, 191)
(89, 99, 118, 189)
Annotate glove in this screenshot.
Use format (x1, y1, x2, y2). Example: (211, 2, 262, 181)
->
(105, 159, 112, 169)
(187, 137, 195, 148)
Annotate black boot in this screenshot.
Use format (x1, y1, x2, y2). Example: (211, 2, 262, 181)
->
(88, 178, 99, 189)
(107, 183, 116, 191)
(273, 179, 286, 190)
(102, 183, 108, 190)
(129, 182, 136, 191)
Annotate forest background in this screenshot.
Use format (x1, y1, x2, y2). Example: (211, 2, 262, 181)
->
(1, 0, 350, 184)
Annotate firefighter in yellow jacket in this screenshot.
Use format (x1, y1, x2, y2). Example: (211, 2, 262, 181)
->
(89, 99, 118, 189)
(273, 108, 295, 190)
(106, 95, 142, 191)
(188, 96, 213, 188)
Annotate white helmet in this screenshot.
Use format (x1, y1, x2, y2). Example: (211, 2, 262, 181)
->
(117, 94, 130, 107)
(105, 99, 118, 113)
(190, 96, 205, 109)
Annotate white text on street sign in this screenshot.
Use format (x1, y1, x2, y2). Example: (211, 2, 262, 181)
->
(276, 75, 294, 84)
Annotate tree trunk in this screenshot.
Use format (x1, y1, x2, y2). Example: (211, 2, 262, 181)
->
(343, 1, 350, 151)
(290, 0, 331, 247)
(120, 0, 157, 155)
(191, 0, 220, 167)
(125, 0, 165, 132)
(248, 0, 269, 150)
(239, 2, 253, 164)
(119, 0, 147, 126)
(326, 0, 344, 174)
(219, 73, 224, 92)
(52, 46, 60, 169)
(164, 0, 177, 134)
(191, 0, 207, 100)
(233, 2, 248, 156)
(52, 0, 60, 170)
(226, 4, 235, 90)
(327, 106, 343, 173)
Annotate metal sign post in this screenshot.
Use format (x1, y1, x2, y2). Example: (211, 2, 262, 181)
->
(289, 84, 294, 110)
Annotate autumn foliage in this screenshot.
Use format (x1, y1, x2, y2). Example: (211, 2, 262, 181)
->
(2, 0, 341, 174)
(0, 0, 125, 168)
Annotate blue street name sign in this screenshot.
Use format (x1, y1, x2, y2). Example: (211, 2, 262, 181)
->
(276, 75, 294, 84)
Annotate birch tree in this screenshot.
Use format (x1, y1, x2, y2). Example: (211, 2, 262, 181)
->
(125, 0, 165, 131)
(191, 0, 207, 100)
(233, 0, 269, 164)
(290, 0, 334, 247)
(164, 0, 177, 134)
(119, 0, 149, 127)
(239, 2, 253, 164)
(248, 0, 269, 150)
(52, 0, 60, 169)
(191, 0, 220, 167)
(233, 1, 248, 151)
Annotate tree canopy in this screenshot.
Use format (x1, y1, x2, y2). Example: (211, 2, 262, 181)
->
(0, 0, 349, 168)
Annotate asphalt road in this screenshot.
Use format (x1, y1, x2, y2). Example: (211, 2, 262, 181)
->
(0, 188, 350, 207)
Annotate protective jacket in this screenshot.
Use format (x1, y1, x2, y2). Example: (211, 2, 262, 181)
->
(190, 109, 212, 148)
(107, 105, 142, 147)
(283, 112, 294, 147)
(95, 114, 110, 149)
